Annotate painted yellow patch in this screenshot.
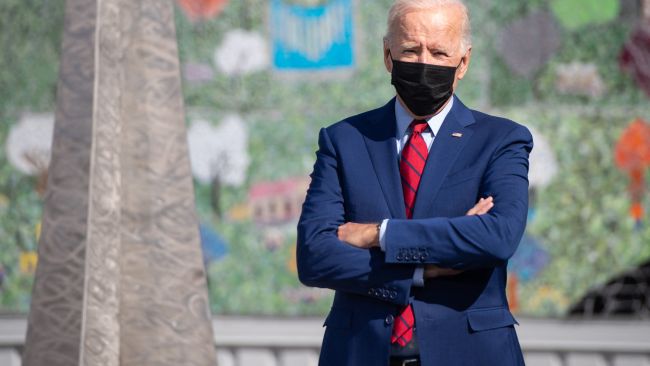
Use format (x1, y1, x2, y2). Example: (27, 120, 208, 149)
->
(20, 251, 38, 274)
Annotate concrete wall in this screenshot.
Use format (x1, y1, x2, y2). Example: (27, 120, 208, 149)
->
(1, 316, 649, 366)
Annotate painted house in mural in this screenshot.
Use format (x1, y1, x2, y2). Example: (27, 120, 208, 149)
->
(249, 177, 310, 226)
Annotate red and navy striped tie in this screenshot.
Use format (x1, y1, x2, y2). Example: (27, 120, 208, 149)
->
(400, 120, 429, 219)
(391, 119, 429, 347)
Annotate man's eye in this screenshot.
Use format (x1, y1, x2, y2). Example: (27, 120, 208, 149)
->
(403, 50, 416, 54)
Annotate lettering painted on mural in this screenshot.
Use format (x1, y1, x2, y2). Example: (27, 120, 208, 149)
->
(270, 0, 355, 70)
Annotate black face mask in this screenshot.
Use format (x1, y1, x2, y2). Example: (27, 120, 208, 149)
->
(390, 55, 460, 117)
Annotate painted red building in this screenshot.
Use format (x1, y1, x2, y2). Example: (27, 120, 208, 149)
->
(249, 177, 310, 226)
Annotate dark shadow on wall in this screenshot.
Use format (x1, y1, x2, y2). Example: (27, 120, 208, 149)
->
(569, 260, 650, 318)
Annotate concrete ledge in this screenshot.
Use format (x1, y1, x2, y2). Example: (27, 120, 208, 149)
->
(2, 315, 650, 351)
(2, 315, 650, 366)
(0, 316, 26, 346)
(516, 317, 650, 353)
(211, 316, 324, 347)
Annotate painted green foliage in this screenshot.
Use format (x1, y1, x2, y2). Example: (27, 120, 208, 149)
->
(550, 0, 620, 30)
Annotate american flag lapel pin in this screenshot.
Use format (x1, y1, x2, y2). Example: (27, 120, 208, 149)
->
(452, 132, 463, 138)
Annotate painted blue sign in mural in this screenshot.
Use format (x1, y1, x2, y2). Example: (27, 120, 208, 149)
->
(270, 0, 355, 71)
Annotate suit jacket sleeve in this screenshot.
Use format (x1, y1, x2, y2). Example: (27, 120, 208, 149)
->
(297, 127, 415, 305)
(383, 125, 533, 269)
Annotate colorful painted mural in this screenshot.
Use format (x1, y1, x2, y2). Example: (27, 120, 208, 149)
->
(1, 0, 650, 317)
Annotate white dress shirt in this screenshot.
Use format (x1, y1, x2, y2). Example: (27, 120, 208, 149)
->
(379, 96, 455, 286)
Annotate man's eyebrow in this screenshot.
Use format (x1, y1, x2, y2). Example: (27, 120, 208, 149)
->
(399, 42, 420, 48)
(428, 45, 451, 54)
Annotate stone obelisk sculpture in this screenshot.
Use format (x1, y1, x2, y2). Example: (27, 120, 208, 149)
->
(23, 0, 217, 365)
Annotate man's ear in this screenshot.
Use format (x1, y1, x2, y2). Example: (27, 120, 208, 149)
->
(457, 46, 472, 80)
(383, 38, 393, 73)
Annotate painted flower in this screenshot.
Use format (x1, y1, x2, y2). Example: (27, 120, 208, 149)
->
(177, 0, 229, 21)
(187, 114, 250, 186)
(286, 245, 298, 274)
(183, 62, 215, 85)
(213, 29, 270, 76)
(528, 126, 558, 188)
(620, 23, 650, 98)
(5, 113, 54, 176)
(19, 251, 38, 274)
(199, 223, 229, 264)
(614, 118, 650, 221)
(555, 62, 605, 98)
(262, 228, 285, 252)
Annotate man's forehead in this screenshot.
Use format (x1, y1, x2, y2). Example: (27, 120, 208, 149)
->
(391, 11, 462, 45)
(389, 5, 465, 34)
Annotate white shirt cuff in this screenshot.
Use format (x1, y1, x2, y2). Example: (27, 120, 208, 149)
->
(412, 266, 425, 287)
(379, 219, 389, 251)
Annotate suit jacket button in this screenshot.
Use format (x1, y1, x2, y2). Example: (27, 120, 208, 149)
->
(389, 291, 397, 299)
(385, 314, 394, 325)
(396, 254, 404, 261)
(420, 254, 427, 261)
(368, 288, 374, 296)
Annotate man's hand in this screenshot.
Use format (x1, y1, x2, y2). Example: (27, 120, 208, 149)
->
(425, 196, 494, 279)
(465, 196, 494, 216)
(338, 222, 379, 249)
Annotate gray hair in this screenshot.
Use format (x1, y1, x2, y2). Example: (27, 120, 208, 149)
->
(385, 0, 472, 50)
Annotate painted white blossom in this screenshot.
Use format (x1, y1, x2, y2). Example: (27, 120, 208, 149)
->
(213, 29, 269, 76)
(6, 113, 54, 175)
(528, 126, 558, 188)
(187, 114, 250, 186)
(555, 62, 605, 98)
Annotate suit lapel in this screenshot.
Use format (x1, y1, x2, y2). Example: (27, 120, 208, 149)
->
(362, 99, 407, 219)
(412, 97, 476, 218)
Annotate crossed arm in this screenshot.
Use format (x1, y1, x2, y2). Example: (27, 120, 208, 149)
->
(337, 197, 495, 279)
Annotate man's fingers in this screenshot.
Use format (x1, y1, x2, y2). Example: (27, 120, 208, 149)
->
(337, 223, 349, 240)
(465, 199, 480, 215)
(337, 222, 379, 249)
(466, 196, 493, 216)
(466, 198, 485, 215)
(475, 198, 494, 215)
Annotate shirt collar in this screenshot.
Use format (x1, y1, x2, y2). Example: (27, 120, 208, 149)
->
(394, 96, 454, 139)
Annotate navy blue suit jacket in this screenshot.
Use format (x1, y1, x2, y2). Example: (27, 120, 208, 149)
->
(297, 96, 532, 366)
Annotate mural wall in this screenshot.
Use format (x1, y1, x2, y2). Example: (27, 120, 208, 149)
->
(1, 0, 650, 317)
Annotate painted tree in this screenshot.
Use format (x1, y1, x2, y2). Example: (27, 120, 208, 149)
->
(187, 114, 250, 217)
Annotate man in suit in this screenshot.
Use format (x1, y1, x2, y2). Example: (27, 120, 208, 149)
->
(297, 0, 532, 365)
